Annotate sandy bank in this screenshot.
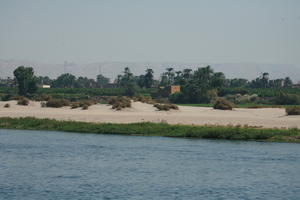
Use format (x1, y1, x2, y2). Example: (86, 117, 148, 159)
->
(0, 100, 299, 128)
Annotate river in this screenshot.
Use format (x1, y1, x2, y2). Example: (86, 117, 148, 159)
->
(0, 129, 300, 200)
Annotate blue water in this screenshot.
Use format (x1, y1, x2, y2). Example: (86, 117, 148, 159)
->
(0, 129, 300, 200)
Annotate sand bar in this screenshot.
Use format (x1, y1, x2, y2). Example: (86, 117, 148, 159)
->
(0, 100, 299, 129)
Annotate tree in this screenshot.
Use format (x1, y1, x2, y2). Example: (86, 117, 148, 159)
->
(96, 74, 110, 88)
(76, 76, 96, 88)
(116, 67, 137, 96)
(144, 68, 154, 88)
(284, 77, 293, 88)
(177, 66, 223, 103)
(36, 76, 52, 85)
(52, 73, 76, 88)
(165, 67, 175, 85)
(13, 66, 37, 96)
(160, 72, 169, 87)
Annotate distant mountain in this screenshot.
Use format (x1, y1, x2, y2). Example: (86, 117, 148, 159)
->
(0, 59, 299, 82)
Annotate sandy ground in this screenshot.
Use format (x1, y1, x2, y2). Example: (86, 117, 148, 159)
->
(0, 100, 299, 128)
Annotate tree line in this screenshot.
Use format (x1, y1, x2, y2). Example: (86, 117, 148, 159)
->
(2, 66, 298, 104)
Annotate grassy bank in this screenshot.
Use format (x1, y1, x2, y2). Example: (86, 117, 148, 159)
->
(0, 117, 299, 143)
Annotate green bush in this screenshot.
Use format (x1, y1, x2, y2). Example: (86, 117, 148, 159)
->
(213, 98, 235, 110)
(82, 104, 89, 110)
(71, 102, 80, 109)
(109, 96, 131, 110)
(17, 97, 29, 106)
(4, 103, 10, 108)
(45, 99, 70, 108)
(33, 94, 52, 101)
(133, 94, 155, 104)
(286, 106, 300, 115)
(154, 103, 179, 111)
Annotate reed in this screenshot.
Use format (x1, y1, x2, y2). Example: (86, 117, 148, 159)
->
(0, 117, 299, 143)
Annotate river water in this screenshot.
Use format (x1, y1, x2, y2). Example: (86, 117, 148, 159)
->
(0, 129, 300, 200)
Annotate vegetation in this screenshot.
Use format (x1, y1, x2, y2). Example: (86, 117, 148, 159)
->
(13, 66, 37, 96)
(1, 94, 12, 101)
(274, 92, 300, 105)
(133, 94, 156, 104)
(70, 100, 94, 109)
(82, 104, 89, 110)
(33, 94, 52, 101)
(109, 96, 131, 110)
(45, 99, 70, 108)
(169, 66, 225, 103)
(154, 103, 179, 111)
(213, 98, 235, 110)
(17, 97, 29, 106)
(286, 106, 300, 115)
(0, 117, 299, 143)
(0, 65, 299, 108)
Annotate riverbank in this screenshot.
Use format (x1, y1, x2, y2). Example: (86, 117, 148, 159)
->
(0, 100, 299, 128)
(0, 117, 299, 143)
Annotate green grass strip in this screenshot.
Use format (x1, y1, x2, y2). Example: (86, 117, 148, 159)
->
(0, 117, 299, 143)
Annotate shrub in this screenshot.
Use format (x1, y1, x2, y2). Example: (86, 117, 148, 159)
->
(82, 104, 89, 110)
(70, 100, 94, 109)
(33, 94, 52, 101)
(17, 97, 29, 106)
(286, 106, 300, 115)
(71, 102, 81, 109)
(133, 94, 155, 104)
(154, 103, 179, 111)
(4, 103, 10, 108)
(213, 98, 235, 110)
(40, 102, 47, 107)
(79, 100, 93, 107)
(45, 99, 70, 108)
(109, 96, 131, 110)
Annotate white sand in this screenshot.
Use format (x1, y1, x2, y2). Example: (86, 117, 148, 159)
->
(0, 100, 299, 128)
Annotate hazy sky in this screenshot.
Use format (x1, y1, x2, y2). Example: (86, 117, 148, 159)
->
(0, 0, 299, 64)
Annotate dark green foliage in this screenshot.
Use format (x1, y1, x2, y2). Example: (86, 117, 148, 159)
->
(286, 107, 300, 115)
(96, 74, 110, 88)
(169, 92, 188, 103)
(138, 69, 154, 88)
(13, 66, 37, 96)
(154, 103, 179, 111)
(45, 99, 70, 108)
(213, 98, 235, 110)
(275, 92, 300, 105)
(170, 66, 225, 104)
(0, 117, 299, 142)
(109, 96, 131, 110)
(17, 97, 29, 106)
(4, 103, 10, 108)
(1, 94, 12, 101)
(52, 73, 76, 88)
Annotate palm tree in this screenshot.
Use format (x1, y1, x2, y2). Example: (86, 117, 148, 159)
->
(144, 68, 154, 88)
